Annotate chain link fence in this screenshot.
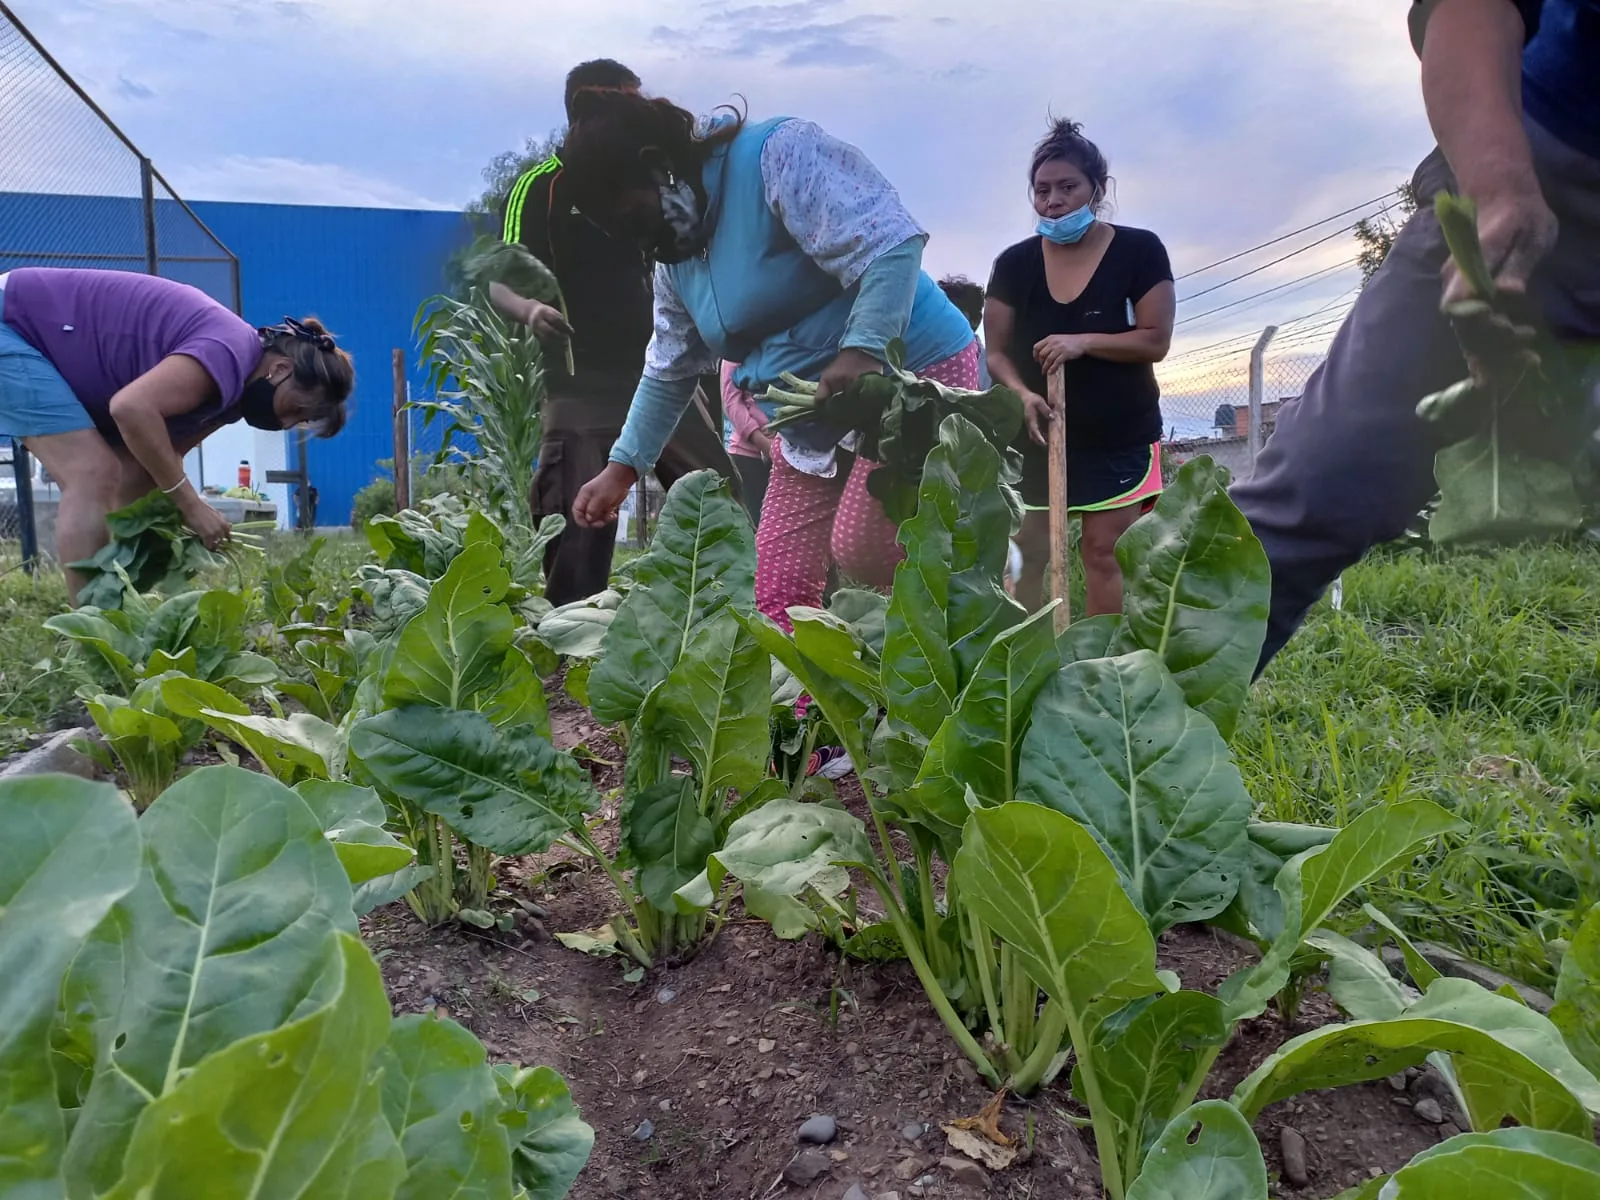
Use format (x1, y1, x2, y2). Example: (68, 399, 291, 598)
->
(0, 2, 240, 566)
(1158, 309, 1349, 484)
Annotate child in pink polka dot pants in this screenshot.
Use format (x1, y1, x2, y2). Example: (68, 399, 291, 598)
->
(755, 341, 982, 629)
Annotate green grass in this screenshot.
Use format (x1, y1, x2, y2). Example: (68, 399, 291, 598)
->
(1237, 538, 1600, 989)
(0, 548, 75, 756)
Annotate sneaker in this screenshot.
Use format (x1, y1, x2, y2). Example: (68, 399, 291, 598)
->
(806, 746, 855, 780)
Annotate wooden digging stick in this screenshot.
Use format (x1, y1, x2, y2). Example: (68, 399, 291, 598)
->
(1048, 365, 1070, 633)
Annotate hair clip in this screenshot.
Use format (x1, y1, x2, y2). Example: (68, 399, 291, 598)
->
(259, 317, 337, 353)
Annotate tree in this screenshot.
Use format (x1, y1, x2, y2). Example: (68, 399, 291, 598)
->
(1353, 182, 1420, 286)
(466, 129, 563, 234)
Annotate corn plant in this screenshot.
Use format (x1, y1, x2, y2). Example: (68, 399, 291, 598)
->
(414, 283, 556, 592)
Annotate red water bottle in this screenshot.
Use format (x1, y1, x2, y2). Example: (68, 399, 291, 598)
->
(238, 461, 251, 489)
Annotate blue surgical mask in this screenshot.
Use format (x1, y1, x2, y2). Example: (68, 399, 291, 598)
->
(1037, 203, 1097, 245)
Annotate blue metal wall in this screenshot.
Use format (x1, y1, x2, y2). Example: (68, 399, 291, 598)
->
(189, 201, 472, 527)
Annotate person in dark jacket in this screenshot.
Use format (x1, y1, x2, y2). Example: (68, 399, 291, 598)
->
(489, 58, 737, 606)
(1233, 0, 1600, 672)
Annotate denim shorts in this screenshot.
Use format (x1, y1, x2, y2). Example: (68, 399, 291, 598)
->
(0, 281, 94, 440)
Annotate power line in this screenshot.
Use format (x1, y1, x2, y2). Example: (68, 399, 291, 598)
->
(1176, 258, 1358, 329)
(1173, 192, 1389, 282)
(1177, 223, 1363, 305)
(1164, 290, 1358, 369)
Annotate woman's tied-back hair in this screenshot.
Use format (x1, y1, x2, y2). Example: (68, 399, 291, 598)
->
(560, 88, 744, 218)
(257, 316, 354, 438)
(1030, 118, 1112, 213)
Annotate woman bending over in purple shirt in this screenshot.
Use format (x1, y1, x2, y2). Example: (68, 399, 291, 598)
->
(0, 268, 352, 604)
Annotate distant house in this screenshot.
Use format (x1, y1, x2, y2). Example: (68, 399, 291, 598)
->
(1165, 398, 1295, 480)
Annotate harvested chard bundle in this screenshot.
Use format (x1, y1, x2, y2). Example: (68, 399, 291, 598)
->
(762, 340, 1026, 524)
(1417, 193, 1598, 545)
(70, 490, 270, 610)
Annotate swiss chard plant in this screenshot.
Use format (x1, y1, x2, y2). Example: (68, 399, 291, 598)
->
(0, 766, 592, 1200)
(46, 583, 279, 701)
(80, 672, 204, 810)
(702, 420, 1600, 1197)
(354, 471, 778, 967)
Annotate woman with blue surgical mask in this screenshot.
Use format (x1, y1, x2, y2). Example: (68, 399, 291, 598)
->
(984, 119, 1177, 614)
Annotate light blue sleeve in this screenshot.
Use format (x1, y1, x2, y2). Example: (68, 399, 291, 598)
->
(608, 374, 700, 475)
(839, 236, 924, 360)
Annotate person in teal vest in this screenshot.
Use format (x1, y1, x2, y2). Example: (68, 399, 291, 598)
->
(560, 89, 977, 633)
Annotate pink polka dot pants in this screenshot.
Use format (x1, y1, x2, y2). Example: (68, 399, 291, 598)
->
(755, 341, 982, 631)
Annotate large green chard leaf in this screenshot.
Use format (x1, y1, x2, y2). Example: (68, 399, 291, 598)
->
(588, 471, 755, 725)
(1016, 651, 1252, 932)
(739, 613, 876, 777)
(690, 799, 876, 909)
(643, 611, 771, 805)
(1222, 800, 1464, 1022)
(934, 603, 1062, 807)
(1091, 991, 1231, 1182)
(622, 778, 717, 912)
(1227, 820, 1338, 943)
(1057, 612, 1124, 665)
(161, 677, 336, 784)
(1552, 903, 1600, 1078)
(1125, 1100, 1268, 1200)
(44, 609, 141, 693)
(350, 707, 597, 855)
(63, 766, 358, 1196)
(1376, 1127, 1600, 1198)
(882, 415, 1023, 743)
(536, 599, 618, 660)
(954, 802, 1164, 1025)
(383, 537, 516, 712)
(381, 1013, 513, 1200)
(493, 1064, 595, 1200)
(828, 588, 888, 660)
(1232, 979, 1600, 1136)
(1413, 978, 1600, 1131)
(295, 780, 415, 888)
(0, 777, 139, 1200)
(1308, 930, 1412, 1022)
(1430, 430, 1584, 546)
(789, 608, 884, 703)
(1115, 456, 1269, 740)
(102, 933, 404, 1200)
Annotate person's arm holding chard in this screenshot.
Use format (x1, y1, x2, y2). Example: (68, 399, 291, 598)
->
(764, 120, 929, 405)
(1415, 0, 1557, 301)
(106, 355, 232, 548)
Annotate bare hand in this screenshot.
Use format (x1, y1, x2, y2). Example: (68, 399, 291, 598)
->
(1021, 391, 1054, 447)
(179, 494, 232, 551)
(814, 347, 885, 408)
(1034, 334, 1091, 374)
(572, 462, 639, 529)
(520, 298, 574, 342)
(1443, 185, 1558, 307)
(749, 429, 774, 460)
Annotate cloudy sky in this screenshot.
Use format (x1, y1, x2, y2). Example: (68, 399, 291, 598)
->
(9, 0, 1437, 421)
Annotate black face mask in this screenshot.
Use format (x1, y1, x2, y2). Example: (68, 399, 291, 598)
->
(240, 377, 286, 431)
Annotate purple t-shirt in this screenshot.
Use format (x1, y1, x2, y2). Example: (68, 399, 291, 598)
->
(1, 268, 262, 448)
